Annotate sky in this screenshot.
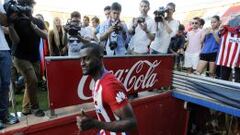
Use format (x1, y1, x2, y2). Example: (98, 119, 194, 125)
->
(1, 0, 239, 25)
(34, 0, 239, 17)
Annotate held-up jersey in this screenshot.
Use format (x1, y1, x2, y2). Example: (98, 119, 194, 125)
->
(216, 26, 240, 68)
(93, 72, 128, 135)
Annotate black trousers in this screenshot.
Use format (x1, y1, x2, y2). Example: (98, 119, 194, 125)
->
(219, 66, 240, 82)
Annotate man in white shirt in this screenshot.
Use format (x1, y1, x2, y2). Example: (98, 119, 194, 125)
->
(128, 0, 155, 55)
(150, 2, 179, 54)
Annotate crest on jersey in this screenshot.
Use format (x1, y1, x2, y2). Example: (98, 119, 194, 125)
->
(115, 91, 126, 103)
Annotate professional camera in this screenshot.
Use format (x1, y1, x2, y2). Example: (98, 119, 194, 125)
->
(108, 20, 124, 50)
(109, 34, 118, 50)
(64, 19, 81, 36)
(111, 20, 122, 34)
(153, 6, 169, 22)
(3, 0, 32, 17)
(136, 17, 145, 23)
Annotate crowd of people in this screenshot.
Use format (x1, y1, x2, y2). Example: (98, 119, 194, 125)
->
(0, 0, 239, 131)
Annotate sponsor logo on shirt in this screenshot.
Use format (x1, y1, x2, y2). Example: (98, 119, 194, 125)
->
(115, 91, 126, 103)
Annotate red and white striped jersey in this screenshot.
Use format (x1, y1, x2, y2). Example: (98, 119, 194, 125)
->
(216, 26, 240, 68)
(93, 72, 128, 135)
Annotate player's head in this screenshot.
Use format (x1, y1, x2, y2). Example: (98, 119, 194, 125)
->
(79, 43, 104, 75)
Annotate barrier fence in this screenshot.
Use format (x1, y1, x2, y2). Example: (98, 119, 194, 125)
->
(45, 55, 174, 110)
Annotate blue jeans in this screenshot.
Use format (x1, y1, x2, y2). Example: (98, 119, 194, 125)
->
(0, 51, 11, 121)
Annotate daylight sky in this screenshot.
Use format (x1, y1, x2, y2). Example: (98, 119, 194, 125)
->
(34, 0, 239, 17)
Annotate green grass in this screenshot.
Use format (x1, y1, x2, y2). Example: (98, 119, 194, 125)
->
(9, 90, 49, 113)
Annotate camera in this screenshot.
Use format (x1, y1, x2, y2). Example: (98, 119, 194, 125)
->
(109, 30, 118, 50)
(64, 19, 82, 36)
(3, 0, 32, 17)
(136, 17, 145, 23)
(109, 36, 118, 50)
(111, 20, 122, 34)
(108, 20, 123, 50)
(153, 6, 169, 22)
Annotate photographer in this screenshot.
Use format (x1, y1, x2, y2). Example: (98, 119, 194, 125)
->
(150, 2, 179, 54)
(99, 2, 128, 56)
(7, 0, 47, 117)
(128, 0, 155, 55)
(65, 11, 91, 56)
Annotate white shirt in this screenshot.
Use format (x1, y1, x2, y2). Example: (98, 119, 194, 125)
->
(82, 26, 93, 39)
(150, 19, 179, 53)
(129, 16, 155, 53)
(0, 4, 10, 51)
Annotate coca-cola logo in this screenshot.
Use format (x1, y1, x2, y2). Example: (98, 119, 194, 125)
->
(77, 60, 161, 100)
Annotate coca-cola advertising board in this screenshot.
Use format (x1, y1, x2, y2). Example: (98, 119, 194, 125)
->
(46, 55, 173, 109)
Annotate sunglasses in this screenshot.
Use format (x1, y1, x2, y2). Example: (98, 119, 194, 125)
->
(69, 39, 81, 43)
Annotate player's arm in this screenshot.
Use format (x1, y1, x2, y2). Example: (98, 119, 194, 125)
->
(77, 103, 137, 132)
(97, 103, 136, 132)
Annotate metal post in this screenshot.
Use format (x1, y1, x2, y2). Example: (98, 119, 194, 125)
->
(49, 109, 57, 119)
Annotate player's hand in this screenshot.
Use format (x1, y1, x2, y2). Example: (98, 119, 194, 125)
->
(76, 109, 97, 131)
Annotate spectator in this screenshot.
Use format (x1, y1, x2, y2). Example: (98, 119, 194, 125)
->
(128, 0, 155, 55)
(91, 16, 100, 41)
(48, 17, 68, 56)
(8, 0, 48, 117)
(99, 2, 128, 56)
(82, 16, 93, 41)
(99, 6, 111, 54)
(184, 17, 204, 73)
(168, 24, 185, 70)
(76, 43, 137, 134)
(195, 15, 221, 77)
(104, 5, 111, 20)
(83, 16, 90, 27)
(150, 2, 179, 54)
(216, 15, 240, 82)
(66, 11, 91, 56)
(36, 13, 49, 31)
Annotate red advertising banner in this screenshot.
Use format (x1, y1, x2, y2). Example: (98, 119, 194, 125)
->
(46, 55, 173, 109)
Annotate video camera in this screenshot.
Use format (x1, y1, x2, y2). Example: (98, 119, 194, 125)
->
(136, 17, 145, 23)
(153, 6, 169, 22)
(3, 0, 32, 17)
(64, 19, 82, 36)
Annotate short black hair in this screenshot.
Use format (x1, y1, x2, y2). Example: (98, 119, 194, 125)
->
(81, 43, 104, 58)
(18, 0, 36, 7)
(71, 11, 81, 19)
(140, 0, 150, 7)
(212, 15, 220, 21)
(178, 24, 185, 31)
(36, 14, 44, 20)
(199, 18, 205, 26)
(104, 6, 111, 11)
(111, 2, 122, 12)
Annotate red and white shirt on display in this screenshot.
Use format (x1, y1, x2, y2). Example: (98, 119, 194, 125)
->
(216, 26, 240, 68)
(93, 72, 128, 135)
